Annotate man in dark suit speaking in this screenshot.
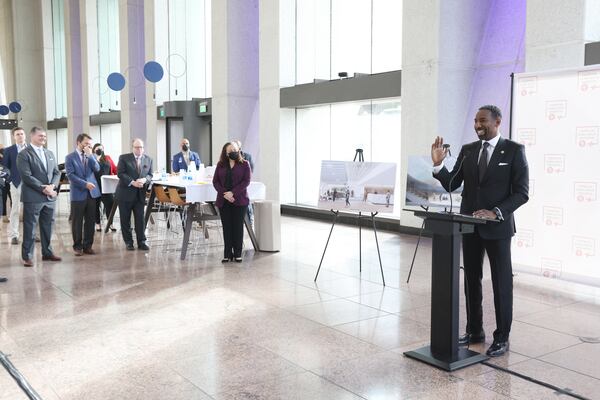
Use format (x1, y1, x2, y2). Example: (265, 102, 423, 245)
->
(431, 105, 529, 357)
(16, 127, 62, 267)
(115, 138, 153, 251)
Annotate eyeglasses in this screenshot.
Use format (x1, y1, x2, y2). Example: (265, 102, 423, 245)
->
(133, 146, 144, 149)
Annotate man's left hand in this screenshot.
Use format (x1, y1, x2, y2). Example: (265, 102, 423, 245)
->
(473, 209, 497, 219)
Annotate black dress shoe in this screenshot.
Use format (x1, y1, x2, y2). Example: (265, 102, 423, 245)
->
(0, 277, 7, 283)
(138, 243, 150, 251)
(126, 243, 135, 251)
(486, 341, 509, 357)
(458, 331, 485, 346)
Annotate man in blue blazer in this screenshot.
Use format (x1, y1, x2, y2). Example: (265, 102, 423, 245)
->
(65, 133, 101, 256)
(2, 126, 27, 244)
(172, 138, 201, 172)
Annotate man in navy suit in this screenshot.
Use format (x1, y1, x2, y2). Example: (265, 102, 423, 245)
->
(171, 138, 201, 173)
(65, 133, 101, 256)
(115, 138, 153, 250)
(2, 126, 27, 244)
(16, 127, 62, 267)
(432, 105, 529, 357)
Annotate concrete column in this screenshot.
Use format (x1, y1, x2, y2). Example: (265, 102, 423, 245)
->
(119, 0, 147, 155)
(64, 0, 87, 146)
(526, 0, 600, 72)
(211, 0, 259, 163)
(12, 0, 46, 129)
(144, 0, 157, 164)
(258, 0, 280, 200)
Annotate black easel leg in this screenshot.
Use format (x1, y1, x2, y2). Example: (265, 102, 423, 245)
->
(371, 213, 385, 286)
(359, 211, 362, 272)
(407, 218, 426, 283)
(315, 211, 339, 282)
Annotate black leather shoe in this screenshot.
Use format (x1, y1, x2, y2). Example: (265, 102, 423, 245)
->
(138, 243, 150, 251)
(126, 243, 135, 251)
(0, 277, 7, 283)
(458, 331, 485, 346)
(486, 341, 509, 357)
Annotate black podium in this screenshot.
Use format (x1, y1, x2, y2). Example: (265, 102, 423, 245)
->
(403, 209, 492, 371)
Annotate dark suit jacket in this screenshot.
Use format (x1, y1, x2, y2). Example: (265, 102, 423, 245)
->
(172, 151, 202, 172)
(115, 153, 153, 203)
(16, 145, 61, 203)
(212, 161, 251, 208)
(2, 144, 22, 187)
(65, 150, 101, 201)
(434, 136, 529, 239)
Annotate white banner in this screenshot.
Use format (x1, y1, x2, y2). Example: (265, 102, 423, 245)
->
(512, 66, 600, 286)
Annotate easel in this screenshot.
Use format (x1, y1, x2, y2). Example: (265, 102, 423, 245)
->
(406, 205, 429, 283)
(314, 149, 386, 286)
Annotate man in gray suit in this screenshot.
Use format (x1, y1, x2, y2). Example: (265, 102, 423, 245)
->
(16, 127, 62, 267)
(115, 138, 153, 251)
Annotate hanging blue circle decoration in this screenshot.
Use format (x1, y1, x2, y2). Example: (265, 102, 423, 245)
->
(8, 101, 22, 113)
(143, 61, 164, 83)
(107, 72, 126, 91)
(0, 105, 9, 116)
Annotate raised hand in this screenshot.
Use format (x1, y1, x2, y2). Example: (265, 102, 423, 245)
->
(431, 136, 448, 166)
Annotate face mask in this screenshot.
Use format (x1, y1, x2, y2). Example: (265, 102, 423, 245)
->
(95, 149, 103, 156)
(182, 144, 189, 151)
(228, 151, 239, 161)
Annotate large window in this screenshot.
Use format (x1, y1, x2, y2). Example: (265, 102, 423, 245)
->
(290, 99, 402, 216)
(50, 0, 68, 119)
(96, 0, 120, 112)
(154, 0, 212, 103)
(282, 0, 403, 86)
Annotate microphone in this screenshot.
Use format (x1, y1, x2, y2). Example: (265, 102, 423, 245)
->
(447, 150, 469, 214)
(442, 143, 451, 157)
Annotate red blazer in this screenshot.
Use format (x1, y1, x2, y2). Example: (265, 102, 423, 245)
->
(212, 160, 251, 207)
(105, 154, 117, 175)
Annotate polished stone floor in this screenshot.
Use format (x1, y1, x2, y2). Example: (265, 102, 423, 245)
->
(1, 208, 600, 399)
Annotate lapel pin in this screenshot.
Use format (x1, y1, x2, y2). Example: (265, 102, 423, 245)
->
(500, 150, 504, 154)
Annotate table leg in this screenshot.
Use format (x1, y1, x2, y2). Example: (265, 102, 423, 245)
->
(180, 203, 197, 260)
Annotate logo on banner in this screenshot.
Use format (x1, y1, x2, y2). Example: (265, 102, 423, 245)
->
(515, 229, 534, 248)
(578, 70, 600, 92)
(572, 236, 596, 257)
(517, 128, 536, 146)
(541, 258, 562, 279)
(518, 76, 538, 96)
(575, 126, 599, 147)
(573, 182, 597, 202)
(543, 206, 564, 226)
(545, 100, 567, 121)
(544, 154, 565, 174)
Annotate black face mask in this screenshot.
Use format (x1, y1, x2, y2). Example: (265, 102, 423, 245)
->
(228, 152, 239, 161)
(182, 144, 189, 151)
(95, 149, 103, 156)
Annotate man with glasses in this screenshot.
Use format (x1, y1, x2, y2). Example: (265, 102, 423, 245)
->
(115, 138, 153, 250)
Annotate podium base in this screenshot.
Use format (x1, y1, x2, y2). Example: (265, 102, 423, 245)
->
(404, 346, 488, 371)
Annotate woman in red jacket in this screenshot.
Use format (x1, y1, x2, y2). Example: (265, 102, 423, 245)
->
(92, 143, 117, 232)
(212, 142, 251, 262)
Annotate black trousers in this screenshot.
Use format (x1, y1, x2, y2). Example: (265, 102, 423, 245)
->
(119, 200, 146, 246)
(462, 231, 513, 342)
(95, 194, 115, 224)
(71, 196, 97, 250)
(219, 203, 247, 258)
(1, 185, 8, 216)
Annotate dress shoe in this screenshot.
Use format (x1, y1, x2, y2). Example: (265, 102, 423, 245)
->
(234, 257, 243, 263)
(74, 249, 84, 256)
(126, 243, 135, 251)
(109, 226, 117, 232)
(138, 243, 150, 251)
(23, 259, 34, 267)
(221, 258, 231, 263)
(35, 237, 41, 243)
(42, 254, 62, 262)
(95, 224, 102, 232)
(11, 237, 19, 245)
(458, 331, 485, 346)
(0, 277, 7, 282)
(83, 248, 96, 255)
(486, 341, 509, 357)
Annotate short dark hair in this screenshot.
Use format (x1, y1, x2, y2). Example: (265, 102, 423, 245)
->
(30, 126, 45, 135)
(478, 105, 502, 120)
(11, 126, 25, 135)
(76, 133, 93, 143)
